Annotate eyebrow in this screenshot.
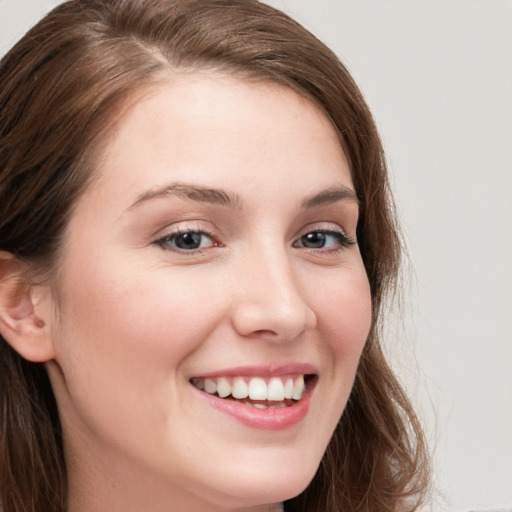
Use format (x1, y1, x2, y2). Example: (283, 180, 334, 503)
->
(127, 182, 242, 211)
(127, 182, 358, 212)
(301, 186, 359, 208)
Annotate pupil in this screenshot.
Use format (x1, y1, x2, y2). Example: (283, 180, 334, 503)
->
(176, 232, 201, 249)
(303, 232, 325, 248)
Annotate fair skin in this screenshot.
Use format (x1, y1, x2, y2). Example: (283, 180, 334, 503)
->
(3, 74, 372, 511)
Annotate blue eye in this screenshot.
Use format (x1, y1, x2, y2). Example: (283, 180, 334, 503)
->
(157, 230, 215, 252)
(295, 230, 354, 251)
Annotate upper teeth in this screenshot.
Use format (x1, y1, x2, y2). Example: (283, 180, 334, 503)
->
(192, 375, 306, 401)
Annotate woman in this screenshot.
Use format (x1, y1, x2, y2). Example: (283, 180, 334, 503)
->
(0, 1, 430, 511)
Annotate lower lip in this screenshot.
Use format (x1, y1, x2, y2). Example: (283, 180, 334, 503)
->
(193, 379, 315, 431)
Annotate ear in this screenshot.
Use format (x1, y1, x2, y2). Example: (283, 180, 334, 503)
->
(0, 251, 56, 362)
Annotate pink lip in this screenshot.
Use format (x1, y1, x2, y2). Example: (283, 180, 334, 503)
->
(192, 363, 318, 379)
(191, 371, 318, 431)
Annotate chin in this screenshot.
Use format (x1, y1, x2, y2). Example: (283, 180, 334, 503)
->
(195, 455, 318, 509)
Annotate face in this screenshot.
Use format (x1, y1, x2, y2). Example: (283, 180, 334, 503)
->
(45, 74, 372, 512)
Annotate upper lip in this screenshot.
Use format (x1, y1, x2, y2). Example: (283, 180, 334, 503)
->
(190, 363, 318, 379)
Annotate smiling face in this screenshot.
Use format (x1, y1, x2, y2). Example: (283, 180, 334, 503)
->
(44, 74, 372, 512)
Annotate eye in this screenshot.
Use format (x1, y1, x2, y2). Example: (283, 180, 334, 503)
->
(156, 229, 217, 252)
(294, 229, 355, 251)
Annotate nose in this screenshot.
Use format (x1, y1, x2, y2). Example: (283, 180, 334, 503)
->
(230, 247, 317, 342)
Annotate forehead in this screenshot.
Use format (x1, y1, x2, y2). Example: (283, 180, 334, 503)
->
(83, 73, 352, 210)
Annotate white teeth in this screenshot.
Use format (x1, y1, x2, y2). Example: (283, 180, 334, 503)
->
(269, 403, 287, 409)
(248, 377, 267, 400)
(292, 375, 305, 400)
(216, 377, 231, 398)
(243, 401, 288, 410)
(194, 374, 308, 402)
(251, 403, 267, 409)
(232, 377, 249, 399)
(283, 378, 294, 399)
(204, 378, 217, 394)
(267, 377, 285, 401)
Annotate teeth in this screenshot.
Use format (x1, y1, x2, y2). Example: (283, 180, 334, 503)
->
(283, 378, 294, 399)
(204, 378, 217, 394)
(192, 374, 308, 402)
(267, 377, 285, 401)
(248, 377, 267, 400)
(292, 375, 305, 400)
(242, 402, 288, 410)
(270, 403, 287, 409)
(191, 377, 204, 390)
(232, 377, 249, 399)
(216, 377, 231, 398)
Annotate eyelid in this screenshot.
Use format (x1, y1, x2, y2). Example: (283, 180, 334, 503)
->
(153, 222, 221, 255)
(297, 221, 353, 238)
(152, 220, 355, 257)
(294, 223, 356, 252)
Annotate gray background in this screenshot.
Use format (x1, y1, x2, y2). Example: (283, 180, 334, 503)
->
(1, 1, 511, 510)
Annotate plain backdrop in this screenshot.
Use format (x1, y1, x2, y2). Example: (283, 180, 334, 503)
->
(1, 1, 511, 510)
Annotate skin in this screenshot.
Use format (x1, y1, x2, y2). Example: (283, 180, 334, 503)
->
(37, 74, 372, 511)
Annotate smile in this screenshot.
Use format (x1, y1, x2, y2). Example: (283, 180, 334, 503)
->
(191, 375, 306, 407)
(189, 372, 317, 429)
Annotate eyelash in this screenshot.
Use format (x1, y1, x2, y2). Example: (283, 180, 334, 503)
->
(293, 228, 356, 254)
(155, 228, 218, 254)
(155, 227, 355, 255)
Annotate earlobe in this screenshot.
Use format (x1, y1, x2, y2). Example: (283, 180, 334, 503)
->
(0, 251, 55, 362)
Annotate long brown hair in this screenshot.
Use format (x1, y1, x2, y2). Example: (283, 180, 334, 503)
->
(0, 1, 430, 511)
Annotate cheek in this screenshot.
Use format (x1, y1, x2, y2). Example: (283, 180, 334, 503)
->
(313, 265, 372, 359)
(55, 268, 220, 370)
(49, 261, 228, 454)
(310, 263, 372, 425)
(50, 255, 228, 417)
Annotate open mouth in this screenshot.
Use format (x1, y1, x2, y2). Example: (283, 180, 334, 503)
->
(190, 374, 316, 410)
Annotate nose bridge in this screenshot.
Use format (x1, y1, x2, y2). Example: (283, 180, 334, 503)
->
(231, 238, 316, 340)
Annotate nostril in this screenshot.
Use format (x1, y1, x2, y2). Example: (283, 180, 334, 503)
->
(231, 301, 316, 341)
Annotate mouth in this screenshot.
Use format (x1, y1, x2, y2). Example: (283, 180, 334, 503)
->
(191, 374, 309, 403)
(190, 373, 318, 430)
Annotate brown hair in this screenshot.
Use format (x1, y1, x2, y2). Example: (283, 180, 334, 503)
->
(0, 1, 430, 511)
